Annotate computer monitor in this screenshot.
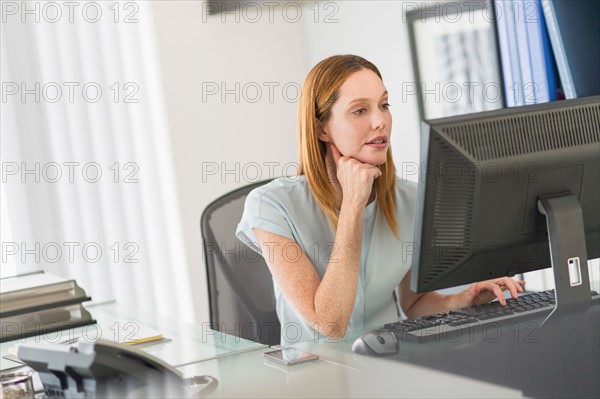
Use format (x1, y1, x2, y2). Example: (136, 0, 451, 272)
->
(411, 96, 600, 316)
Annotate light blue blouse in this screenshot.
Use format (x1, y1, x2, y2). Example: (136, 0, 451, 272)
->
(236, 175, 417, 345)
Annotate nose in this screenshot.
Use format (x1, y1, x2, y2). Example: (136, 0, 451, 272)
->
(372, 109, 386, 131)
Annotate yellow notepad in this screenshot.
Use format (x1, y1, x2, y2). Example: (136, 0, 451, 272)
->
(123, 334, 163, 345)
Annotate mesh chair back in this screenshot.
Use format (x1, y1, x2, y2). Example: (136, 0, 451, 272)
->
(201, 180, 281, 345)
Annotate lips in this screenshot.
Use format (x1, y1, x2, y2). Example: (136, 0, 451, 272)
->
(366, 135, 388, 145)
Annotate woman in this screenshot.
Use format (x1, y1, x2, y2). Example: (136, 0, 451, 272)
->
(236, 55, 525, 345)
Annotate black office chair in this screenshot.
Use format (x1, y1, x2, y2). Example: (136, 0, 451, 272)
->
(200, 180, 281, 346)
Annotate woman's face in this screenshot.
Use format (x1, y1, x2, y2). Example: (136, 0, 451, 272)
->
(318, 68, 392, 166)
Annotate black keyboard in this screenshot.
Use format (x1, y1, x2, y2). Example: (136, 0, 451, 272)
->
(384, 289, 600, 343)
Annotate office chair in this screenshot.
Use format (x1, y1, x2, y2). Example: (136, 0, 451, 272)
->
(201, 180, 281, 346)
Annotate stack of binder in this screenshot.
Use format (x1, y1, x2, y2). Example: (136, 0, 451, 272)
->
(495, 0, 557, 106)
(0, 272, 96, 342)
(495, 0, 600, 105)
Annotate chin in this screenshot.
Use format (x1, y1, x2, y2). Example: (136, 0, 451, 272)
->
(355, 152, 387, 165)
(356, 148, 389, 166)
(356, 157, 387, 167)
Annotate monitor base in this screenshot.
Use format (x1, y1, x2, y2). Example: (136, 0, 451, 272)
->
(537, 193, 591, 325)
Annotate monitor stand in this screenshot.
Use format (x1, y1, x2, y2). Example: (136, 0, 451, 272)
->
(537, 193, 592, 325)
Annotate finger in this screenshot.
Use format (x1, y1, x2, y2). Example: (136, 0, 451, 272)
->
(359, 162, 382, 176)
(330, 143, 342, 167)
(500, 278, 519, 299)
(509, 279, 525, 293)
(508, 283, 518, 299)
(369, 166, 382, 180)
(486, 283, 506, 305)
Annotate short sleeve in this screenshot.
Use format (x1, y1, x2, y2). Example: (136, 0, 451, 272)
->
(395, 178, 418, 242)
(235, 188, 295, 255)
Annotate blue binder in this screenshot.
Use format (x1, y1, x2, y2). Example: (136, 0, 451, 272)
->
(542, 0, 600, 99)
(495, 0, 557, 106)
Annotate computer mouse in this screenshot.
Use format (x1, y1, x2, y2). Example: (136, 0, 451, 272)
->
(351, 329, 399, 356)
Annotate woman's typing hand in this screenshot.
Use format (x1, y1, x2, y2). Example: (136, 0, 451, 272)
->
(450, 277, 527, 310)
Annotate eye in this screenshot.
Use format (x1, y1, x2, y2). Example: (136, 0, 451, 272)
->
(352, 108, 367, 116)
(380, 103, 391, 110)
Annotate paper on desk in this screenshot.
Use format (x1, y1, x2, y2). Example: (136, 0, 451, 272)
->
(123, 334, 163, 345)
(98, 323, 167, 346)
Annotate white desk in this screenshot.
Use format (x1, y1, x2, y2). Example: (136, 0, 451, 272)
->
(176, 339, 522, 398)
(88, 302, 267, 367)
(5, 301, 599, 398)
(176, 303, 600, 398)
(1, 302, 266, 371)
(1, 301, 523, 397)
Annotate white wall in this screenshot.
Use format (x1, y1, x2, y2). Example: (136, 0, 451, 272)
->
(150, 1, 422, 323)
(151, 1, 308, 324)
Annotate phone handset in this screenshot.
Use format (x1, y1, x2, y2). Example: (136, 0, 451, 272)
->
(17, 339, 218, 398)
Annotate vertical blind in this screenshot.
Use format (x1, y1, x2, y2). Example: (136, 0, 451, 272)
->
(1, 1, 195, 323)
